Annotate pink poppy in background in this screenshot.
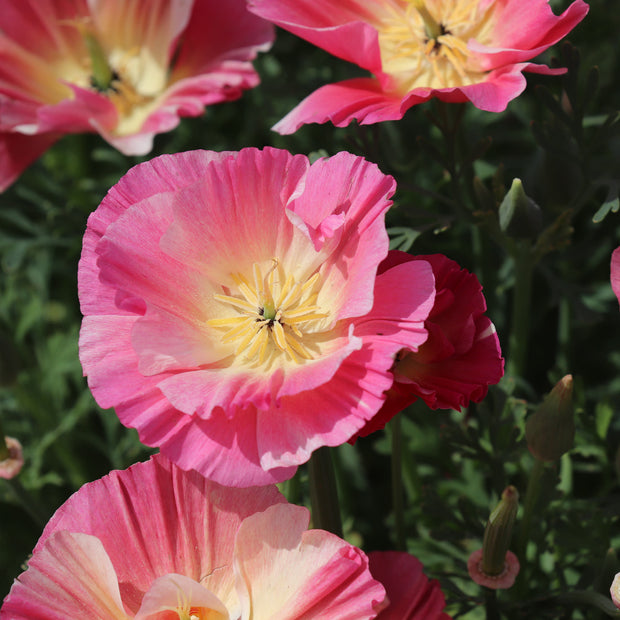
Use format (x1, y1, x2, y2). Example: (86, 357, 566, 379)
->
(0, 436, 24, 480)
(248, 0, 589, 133)
(0, 454, 388, 619)
(611, 247, 620, 307)
(78, 147, 436, 486)
(355, 252, 503, 439)
(0, 0, 274, 191)
(369, 551, 452, 619)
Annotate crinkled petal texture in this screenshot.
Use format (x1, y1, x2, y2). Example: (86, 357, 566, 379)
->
(248, 0, 589, 133)
(369, 552, 451, 619)
(0, 0, 274, 191)
(354, 252, 503, 439)
(78, 147, 435, 486)
(0, 454, 388, 620)
(611, 247, 620, 308)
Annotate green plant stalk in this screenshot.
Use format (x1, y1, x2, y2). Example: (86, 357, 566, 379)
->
(507, 242, 534, 378)
(485, 587, 501, 620)
(0, 417, 9, 461)
(7, 478, 48, 529)
(389, 415, 406, 551)
(517, 458, 545, 569)
(308, 447, 343, 538)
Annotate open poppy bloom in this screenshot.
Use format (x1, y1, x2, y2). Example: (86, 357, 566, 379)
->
(248, 0, 589, 133)
(0, 0, 274, 191)
(353, 252, 503, 439)
(78, 147, 436, 486)
(0, 454, 390, 619)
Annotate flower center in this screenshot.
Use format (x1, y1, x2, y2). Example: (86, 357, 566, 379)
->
(208, 260, 327, 367)
(377, 0, 497, 92)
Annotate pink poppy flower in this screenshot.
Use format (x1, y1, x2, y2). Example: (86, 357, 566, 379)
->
(247, 0, 589, 133)
(0, 436, 24, 479)
(0, 454, 387, 619)
(611, 247, 620, 307)
(369, 551, 452, 619)
(78, 147, 436, 486)
(0, 0, 274, 191)
(354, 252, 503, 439)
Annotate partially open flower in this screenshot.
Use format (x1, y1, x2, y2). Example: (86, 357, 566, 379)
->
(468, 486, 520, 590)
(0, 0, 274, 191)
(0, 436, 24, 480)
(1, 454, 388, 619)
(78, 147, 436, 486)
(248, 0, 589, 133)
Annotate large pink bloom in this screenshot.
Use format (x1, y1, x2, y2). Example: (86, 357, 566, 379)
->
(0, 454, 388, 619)
(369, 552, 452, 619)
(355, 252, 503, 438)
(0, 0, 274, 191)
(248, 0, 589, 133)
(78, 147, 436, 486)
(611, 247, 620, 308)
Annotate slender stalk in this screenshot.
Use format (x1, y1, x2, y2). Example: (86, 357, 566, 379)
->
(308, 447, 343, 538)
(0, 417, 9, 461)
(485, 588, 501, 620)
(507, 243, 534, 378)
(389, 415, 406, 551)
(517, 458, 545, 568)
(7, 478, 48, 529)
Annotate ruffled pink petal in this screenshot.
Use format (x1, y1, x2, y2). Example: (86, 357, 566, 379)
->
(472, 0, 589, 70)
(32, 454, 284, 615)
(234, 504, 386, 620)
(135, 573, 229, 620)
(273, 79, 404, 135)
(611, 247, 620, 307)
(248, 0, 384, 72)
(1, 531, 129, 620)
(0, 131, 59, 192)
(369, 552, 451, 620)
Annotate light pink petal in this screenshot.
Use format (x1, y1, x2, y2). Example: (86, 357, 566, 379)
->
(135, 573, 229, 620)
(2, 531, 128, 620)
(33, 454, 285, 615)
(472, 0, 589, 70)
(248, 0, 384, 72)
(0, 131, 59, 192)
(611, 247, 620, 307)
(273, 79, 404, 134)
(234, 504, 386, 620)
(611, 573, 620, 609)
(369, 552, 450, 620)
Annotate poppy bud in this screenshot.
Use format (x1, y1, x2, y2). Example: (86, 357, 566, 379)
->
(498, 179, 543, 239)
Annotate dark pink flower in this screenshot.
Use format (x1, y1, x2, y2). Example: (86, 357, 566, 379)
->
(78, 147, 436, 486)
(354, 252, 503, 439)
(369, 551, 452, 619)
(0, 0, 274, 191)
(0, 454, 387, 619)
(611, 247, 620, 307)
(248, 0, 589, 133)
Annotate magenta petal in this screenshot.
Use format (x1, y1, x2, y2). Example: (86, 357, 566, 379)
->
(273, 79, 405, 134)
(369, 552, 451, 620)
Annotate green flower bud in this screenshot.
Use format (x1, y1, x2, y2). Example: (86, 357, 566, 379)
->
(526, 375, 575, 462)
(482, 485, 519, 576)
(498, 178, 543, 239)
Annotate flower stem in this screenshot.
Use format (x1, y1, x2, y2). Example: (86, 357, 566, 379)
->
(0, 417, 9, 461)
(517, 458, 545, 572)
(389, 415, 406, 551)
(7, 478, 48, 528)
(507, 242, 534, 378)
(485, 588, 501, 620)
(308, 447, 343, 538)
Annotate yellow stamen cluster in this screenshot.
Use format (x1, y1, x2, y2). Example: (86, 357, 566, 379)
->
(377, 0, 497, 92)
(208, 260, 327, 367)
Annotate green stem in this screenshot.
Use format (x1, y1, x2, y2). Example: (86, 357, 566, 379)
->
(507, 243, 534, 378)
(308, 447, 343, 538)
(7, 478, 48, 528)
(0, 417, 9, 461)
(517, 458, 545, 569)
(485, 588, 501, 620)
(389, 415, 406, 551)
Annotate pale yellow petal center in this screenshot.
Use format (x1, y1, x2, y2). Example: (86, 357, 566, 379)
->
(377, 0, 498, 92)
(208, 260, 330, 369)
